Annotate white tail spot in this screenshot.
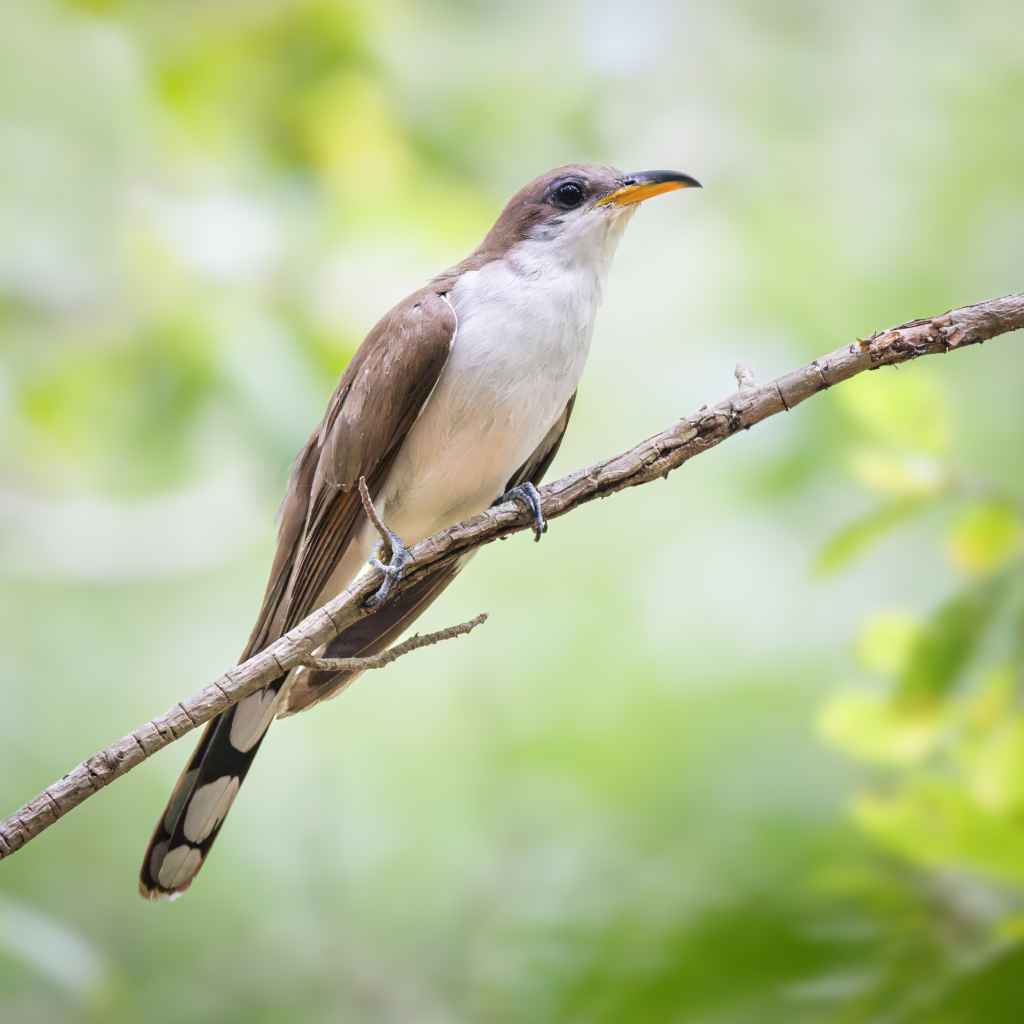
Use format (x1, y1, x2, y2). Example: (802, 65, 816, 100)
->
(157, 845, 202, 890)
(229, 687, 279, 753)
(182, 775, 240, 844)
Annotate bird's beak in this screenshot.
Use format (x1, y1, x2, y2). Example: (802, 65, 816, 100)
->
(596, 170, 702, 207)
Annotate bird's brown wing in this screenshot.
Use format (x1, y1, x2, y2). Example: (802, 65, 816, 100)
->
(279, 391, 578, 717)
(241, 287, 456, 659)
(140, 287, 455, 900)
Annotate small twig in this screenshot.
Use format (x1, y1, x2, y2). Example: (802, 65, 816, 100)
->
(301, 613, 489, 673)
(358, 476, 392, 561)
(734, 363, 756, 390)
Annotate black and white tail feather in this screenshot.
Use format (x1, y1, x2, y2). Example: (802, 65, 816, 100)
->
(137, 561, 468, 900)
(138, 679, 285, 899)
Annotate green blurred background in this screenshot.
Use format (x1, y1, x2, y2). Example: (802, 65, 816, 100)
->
(2, 0, 1024, 1020)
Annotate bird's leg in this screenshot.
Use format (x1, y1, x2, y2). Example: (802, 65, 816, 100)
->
(495, 481, 547, 542)
(367, 529, 407, 608)
(357, 475, 408, 607)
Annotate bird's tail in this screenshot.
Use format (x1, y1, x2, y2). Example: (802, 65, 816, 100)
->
(139, 557, 465, 900)
(138, 674, 287, 900)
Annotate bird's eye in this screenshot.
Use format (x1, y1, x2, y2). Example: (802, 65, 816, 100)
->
(552, 181, 585, 209)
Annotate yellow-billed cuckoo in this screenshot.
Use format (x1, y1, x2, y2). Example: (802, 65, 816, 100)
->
(140, 164, 700, 899)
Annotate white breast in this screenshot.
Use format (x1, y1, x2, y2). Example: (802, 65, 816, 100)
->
(378, 211, 630, 546)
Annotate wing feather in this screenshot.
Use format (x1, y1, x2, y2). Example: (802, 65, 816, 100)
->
(242, 287, 455, 660)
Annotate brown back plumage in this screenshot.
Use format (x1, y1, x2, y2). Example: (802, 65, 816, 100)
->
(242, 288, 457, 659)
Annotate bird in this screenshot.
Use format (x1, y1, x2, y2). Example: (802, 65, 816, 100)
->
(139, 163, 701, 900)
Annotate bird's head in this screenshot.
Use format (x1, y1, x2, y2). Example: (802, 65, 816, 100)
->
(531, 164, 701, 217)
(464, 164, 701, 277)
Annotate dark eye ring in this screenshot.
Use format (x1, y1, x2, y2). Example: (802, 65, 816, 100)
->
(552, 181, 585, 209)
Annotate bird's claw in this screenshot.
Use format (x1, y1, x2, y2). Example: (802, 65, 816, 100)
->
(497, 482, 547, 542)
(366, 529, 407, 607)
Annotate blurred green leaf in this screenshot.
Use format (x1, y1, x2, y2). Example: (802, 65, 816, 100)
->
(0, 895, 107, 998)
(18, 319, 220, 494)
(855, 610, 921, 676)
(963, 718, 1024, 816)
(836, 371, 949, 455)
(930, 942, 1024, 1024)
(946, 502, 1022, 575)
(819, 693, 943, 768)
(897, 580, 1002, 706)
(854, 778, 1024, 887)
(848, 448, 946, 498)
(543, 896, 846, 1024)
(815, 497, 934, 575)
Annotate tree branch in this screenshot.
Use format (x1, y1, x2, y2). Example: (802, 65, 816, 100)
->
(1, 291, 1021, 861)
(299, 613, 488, 673)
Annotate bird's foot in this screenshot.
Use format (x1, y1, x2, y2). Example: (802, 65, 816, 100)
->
(495, 482, 547, 542)
(367, 529, 407, 607)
